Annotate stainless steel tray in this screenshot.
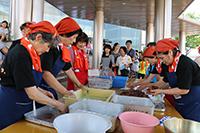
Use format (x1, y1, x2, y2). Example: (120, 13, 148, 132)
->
(24, 106, 61, 127)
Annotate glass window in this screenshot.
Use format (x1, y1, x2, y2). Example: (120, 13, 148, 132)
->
(0, 0, 10, 22)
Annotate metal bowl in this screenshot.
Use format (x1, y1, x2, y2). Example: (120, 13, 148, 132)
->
(164, 117, 200, 133)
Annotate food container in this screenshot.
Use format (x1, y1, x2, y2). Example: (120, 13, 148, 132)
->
(69, 99, 124, 132)
(117, 89, 149, 98)
(112, 95, 155, 115)
(88, 69, 100, 76)
(164, 117, 200, 133)
(24, 105, 61, 127)
(112, 76, 128, 88)
(53, 112, 112, 133)
(88, 76, 113, 89)
(119, 112, 159, 133)
(63, 88, 115, 106)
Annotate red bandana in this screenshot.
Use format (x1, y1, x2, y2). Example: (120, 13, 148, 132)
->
(55, 17, 81, 35)
(72, 45, 88, 70)
(58, 43, 71, 62)
(168, 52, 182, 72)
(21, 38, 42, 72)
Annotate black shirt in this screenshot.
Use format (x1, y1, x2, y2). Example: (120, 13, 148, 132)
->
(175, 55, 200, 89)
(0, 44, 35, 90)
(9, 39, 20, 51)
(151, 63, 169, 79)
(127, 48, 136, 58)
(41, 47, 72, 73)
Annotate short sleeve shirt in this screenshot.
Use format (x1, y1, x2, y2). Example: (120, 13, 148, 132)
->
(41, 47, 72, 73)
(151, 63, 168, 77)
(0, 44, 35, 90)
(175, 55, 200, 89)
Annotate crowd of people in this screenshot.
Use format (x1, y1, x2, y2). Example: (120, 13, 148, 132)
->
(100, 40, 151, 79)
(0, 17, 200, 130)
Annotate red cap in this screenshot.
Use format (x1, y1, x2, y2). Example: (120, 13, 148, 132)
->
(156, 38, 179, 52)
(143, 46, 156, 57)
(55, 17, 81, 35)
(29, 21, 58, 37)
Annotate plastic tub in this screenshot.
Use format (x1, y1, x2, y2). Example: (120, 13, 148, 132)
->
(69, 99, 124, 132)
(112, 95, 155, 115)
(53, 112, 112, 133)
(63, 88, 115, 106)
(119, 112, 159, 133)
(88, 76, 113, 89)
(112, 76, 128, 88)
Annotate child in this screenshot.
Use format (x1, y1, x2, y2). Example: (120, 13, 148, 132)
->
(67, 32, 89, 90)
(137, 55, 149, 79)
(130, 56, 139, 78)
(100, 44, 114, 69)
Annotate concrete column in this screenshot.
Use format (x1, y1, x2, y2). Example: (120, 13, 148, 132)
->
(32, 0, 44, 22)
(155, 0, 172, 41)
(155, 0, 164, 42)
(146, 23, 154, 44)
(146, 0, 155, 44)
(92, 0, 104, 68)
(164, 0, 172, 38)
(179, 22, 186, 55)
(10, 0, 32, 40)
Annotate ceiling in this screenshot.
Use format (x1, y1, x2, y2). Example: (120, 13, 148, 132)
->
(46, 0, 200, 36)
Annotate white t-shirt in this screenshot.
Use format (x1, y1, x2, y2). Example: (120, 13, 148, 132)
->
(116, 55, 132, 70)
(0, 27, 8, 35)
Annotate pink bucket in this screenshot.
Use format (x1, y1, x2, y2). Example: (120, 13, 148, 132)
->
(119, 112, 159, 133)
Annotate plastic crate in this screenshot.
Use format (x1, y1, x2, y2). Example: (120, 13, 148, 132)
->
(63, 88, 115, 106)
(112, 76, 128, 88)
(88, 69, 100, 77)
(88, 76, 113, 89)
(69, 99, 124, 132)
(111, 95, 155, 115)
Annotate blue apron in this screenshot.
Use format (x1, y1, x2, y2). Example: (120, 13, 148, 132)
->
(0, 70, 43, 129)
(167, 72, 200, 122)
(39, 56, 66, 99)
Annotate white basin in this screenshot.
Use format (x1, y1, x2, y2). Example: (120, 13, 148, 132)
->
(53, 112, 112, 133)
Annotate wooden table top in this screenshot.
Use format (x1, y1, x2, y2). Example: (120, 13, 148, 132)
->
(0, 99, 182, 133)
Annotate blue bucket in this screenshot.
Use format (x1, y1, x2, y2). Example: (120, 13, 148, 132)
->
(112, 76, 128, 88)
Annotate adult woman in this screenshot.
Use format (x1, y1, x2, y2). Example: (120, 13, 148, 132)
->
(116, 46, 132, 76)
(151, 38, 200, 122)
(40, 17, 86, 97)
(67, 32, 89, 90)
(0, 20, 9, 63)
(111, 42, 120, 75)
(0, 21, 66, 129)
(0, 20, 9, 42)
(132, 46, 168, 89)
